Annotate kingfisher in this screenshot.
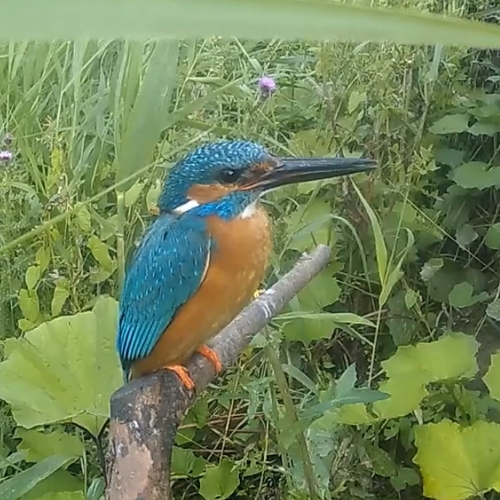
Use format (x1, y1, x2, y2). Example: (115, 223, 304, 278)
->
(116, 140, 375, 389)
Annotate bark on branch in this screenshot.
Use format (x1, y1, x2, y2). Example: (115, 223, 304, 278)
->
(106, 244, 332, 500)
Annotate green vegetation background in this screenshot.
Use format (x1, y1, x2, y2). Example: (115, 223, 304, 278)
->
(1, 2, 500, 500)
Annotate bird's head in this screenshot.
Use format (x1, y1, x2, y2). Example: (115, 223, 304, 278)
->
(158, 140, 376, 220)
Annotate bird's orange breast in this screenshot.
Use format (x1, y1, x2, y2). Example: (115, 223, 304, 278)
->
(131, 205, 272, 377)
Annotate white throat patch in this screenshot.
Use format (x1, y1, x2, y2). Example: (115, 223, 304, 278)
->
(240, 201, 258, 219)
(172, 199, 200, 214)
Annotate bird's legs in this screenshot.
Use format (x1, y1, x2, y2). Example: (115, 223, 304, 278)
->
(197, 345, 223, 373)
(163, 365, 195, 391)
(253, 289, 265, 299)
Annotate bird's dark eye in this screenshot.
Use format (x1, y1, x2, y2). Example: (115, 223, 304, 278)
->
(218, 168, 241, 183)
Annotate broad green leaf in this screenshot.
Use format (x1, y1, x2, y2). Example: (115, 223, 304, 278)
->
(51, 278, 70, 317)
(75, 206, 92, 233)
(484, 352, 500, 402)
(450, 162, 500, 190)
(382, 332, 478, 383)
(2, 0, 500, 49)
(429, 114, 469, 134)
(0, 455, 72, 500)
(404, 289, 418, 309)
(15, 429, 84, 466)
(455, 223, 478, 248)
(199, 458, 240, 500)
(0, 296, 122, 435)
(448, 282, 488, 308)
(485, 223, 500, 250)
(20, 470, 83, 500)
(35, 247, 50, 273)
(25, 266, 40, 290)
(486, 299, 500, 321)
(35, 493, 85, 500)
(18, 289, 39, 323)
(286, 198, 333, 252)
(87, 235, 114, 272)
(171, 447, 206, 478)
(468, 122, 500, 136)
(335, 332, 478, 424)
(282, 267, 341, 343)
(363, 442, 398, 477)
(414, 420, 500, 500)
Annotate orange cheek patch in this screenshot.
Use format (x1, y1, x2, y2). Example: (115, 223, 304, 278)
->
(187, 183, 238, 204)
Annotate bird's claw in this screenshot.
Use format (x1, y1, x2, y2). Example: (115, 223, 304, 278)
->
(253, 288, 265, 299)
(163, 364, 195, 391)
(197, 345, 223, 373)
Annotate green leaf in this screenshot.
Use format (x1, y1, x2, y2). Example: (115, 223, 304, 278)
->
(414, 420, 500, 500)
(486, 299, 500, 321)
(0, 454, 73, 500)
(282, 267, 342, 343)
(335, 332, 478, 424)
(429, 113, 469, 134)
(286, 199, 333, 252)
(15, 429, 84, 466)
(485, 223, 500, 250)
(35, 493, 85, 500)
(114, 41, 179, 192)
(75, 206, 92, 233)
(363, 442, 398, 477)
(3, 0, 500, 48)
(51, 278, 70, 317)
(124, 181, 145, 208)
(0, 297, 122, 435)
(348, 90, 367, 114)
(20, 470, 83, 500)
(87, 235, 114, 272)
(171, 447, 206, 478)
(382, 331, 478, 383)
(455, 223, 478, 248)
(25, 266, 40, 291)
(450, 162, 500, 190)
(35, 247, 51, 273)
(484, 352, 500, 402)
(448, 282, 488, 308)
(352, 181, 387, 286)
(468, 121, 500, 136)
(404, 289, 418, 309)
(18, 289, 39, 323)
(199, 458, 240, 500)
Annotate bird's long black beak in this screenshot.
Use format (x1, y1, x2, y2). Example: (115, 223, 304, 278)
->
(241, 156, 376, 191)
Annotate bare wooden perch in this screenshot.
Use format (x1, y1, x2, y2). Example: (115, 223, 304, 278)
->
(106, 244, 332, 500)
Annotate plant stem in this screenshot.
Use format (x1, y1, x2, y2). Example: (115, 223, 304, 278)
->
(115, 191, 126, 294)
(265, 343, 319, 500)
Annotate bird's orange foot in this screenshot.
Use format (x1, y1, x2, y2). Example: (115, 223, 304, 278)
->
(253, 288, 265, 299)
(197, 345, 223, 373)
(163, 364, 195, 391)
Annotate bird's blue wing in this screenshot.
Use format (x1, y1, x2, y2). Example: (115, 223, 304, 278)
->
(116, 214, 211, 371)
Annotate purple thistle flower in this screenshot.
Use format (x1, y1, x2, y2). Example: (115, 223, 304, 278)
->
(0, 150, 12, 162)
(258, 76, 277, 97)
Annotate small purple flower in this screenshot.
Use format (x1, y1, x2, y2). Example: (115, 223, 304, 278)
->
(0, 150, 12, 162)
(258, 76, 277, 97)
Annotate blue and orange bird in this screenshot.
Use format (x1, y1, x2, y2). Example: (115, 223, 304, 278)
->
(116, 140, 375, 389)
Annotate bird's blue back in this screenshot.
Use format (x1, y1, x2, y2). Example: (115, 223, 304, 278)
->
(116, 213, 212, 375)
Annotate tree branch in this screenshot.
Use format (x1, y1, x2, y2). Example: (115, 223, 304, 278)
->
(106, 244, 332, 500)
